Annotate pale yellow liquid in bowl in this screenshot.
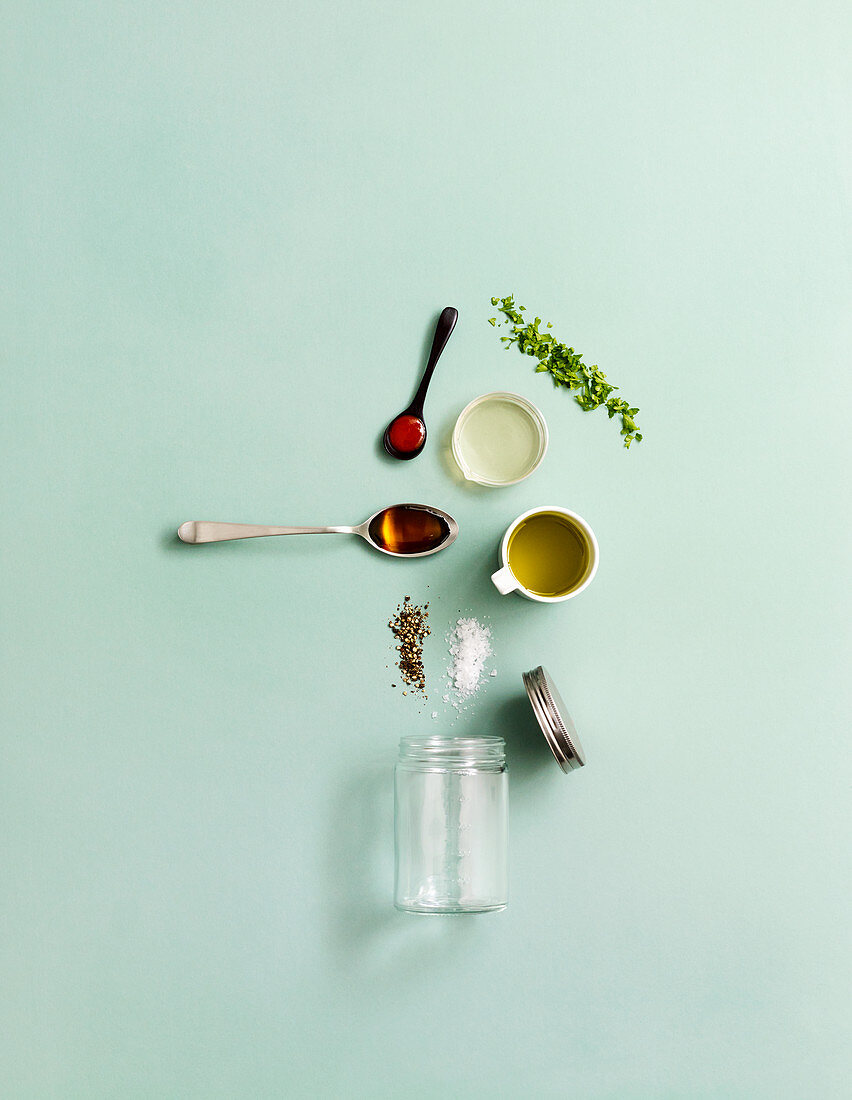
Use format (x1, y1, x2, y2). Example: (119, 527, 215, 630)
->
(454, 394, 546, 485)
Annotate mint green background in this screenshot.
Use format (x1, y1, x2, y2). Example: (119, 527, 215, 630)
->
(2, 2, 849, 1096)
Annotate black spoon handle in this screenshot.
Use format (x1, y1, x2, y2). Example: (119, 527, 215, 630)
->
(409, 306, 458, 416)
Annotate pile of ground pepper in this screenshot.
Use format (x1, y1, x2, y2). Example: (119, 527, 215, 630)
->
(388, 596, 430, 696)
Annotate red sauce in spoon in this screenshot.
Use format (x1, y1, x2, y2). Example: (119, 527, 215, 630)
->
(387, 415, 426, 454)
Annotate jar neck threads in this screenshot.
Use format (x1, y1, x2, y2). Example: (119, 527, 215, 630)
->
(397, 736, 506, 770)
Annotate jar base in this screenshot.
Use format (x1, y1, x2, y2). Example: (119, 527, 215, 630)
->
(395, 900, 507, 915)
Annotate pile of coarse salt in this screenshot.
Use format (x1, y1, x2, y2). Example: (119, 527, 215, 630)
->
(447, 617, 493, 706)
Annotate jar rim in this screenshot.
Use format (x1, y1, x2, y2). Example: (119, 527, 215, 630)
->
(397, 735, 506, 769)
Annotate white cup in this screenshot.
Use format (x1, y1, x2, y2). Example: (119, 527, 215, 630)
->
(491, 506, 600, 603)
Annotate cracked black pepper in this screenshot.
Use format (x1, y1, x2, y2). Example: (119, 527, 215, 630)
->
(388, 596, 430, 696)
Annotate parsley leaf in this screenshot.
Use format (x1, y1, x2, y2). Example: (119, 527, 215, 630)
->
(489, 294, 643, 449)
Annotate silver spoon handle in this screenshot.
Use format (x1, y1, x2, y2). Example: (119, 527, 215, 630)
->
(177, 521, 354, 544)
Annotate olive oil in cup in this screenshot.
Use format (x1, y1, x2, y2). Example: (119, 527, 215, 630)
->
(491, 507, 599, 602)
(451, 392, 548, 486)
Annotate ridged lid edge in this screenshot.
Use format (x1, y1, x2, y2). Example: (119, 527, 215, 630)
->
(522, 666, 585, 773)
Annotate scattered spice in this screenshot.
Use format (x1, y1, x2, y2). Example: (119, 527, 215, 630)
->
(388, 596, 430, 696)
(447, 617, 493, 704)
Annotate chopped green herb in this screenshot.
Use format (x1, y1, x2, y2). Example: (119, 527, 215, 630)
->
(489, 295, 643, 448)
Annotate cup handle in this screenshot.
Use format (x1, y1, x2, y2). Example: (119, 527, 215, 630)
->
(491, 566, 519, 595)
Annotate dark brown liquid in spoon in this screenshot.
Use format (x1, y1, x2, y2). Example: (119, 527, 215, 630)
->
(368, 505, 450, 555)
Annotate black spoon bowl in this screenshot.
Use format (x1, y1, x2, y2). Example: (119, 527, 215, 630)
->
(383, 306, 458, 460)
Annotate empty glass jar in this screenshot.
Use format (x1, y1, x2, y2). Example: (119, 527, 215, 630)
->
(394, 736, 508, 914)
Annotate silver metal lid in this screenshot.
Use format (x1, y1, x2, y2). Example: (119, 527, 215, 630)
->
(522, 666, 586, 773)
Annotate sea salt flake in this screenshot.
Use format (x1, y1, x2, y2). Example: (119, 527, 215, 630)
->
(447, 617, 492, 700)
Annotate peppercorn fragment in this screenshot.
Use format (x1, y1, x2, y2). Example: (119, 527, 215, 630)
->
(388, 596, 430, 696)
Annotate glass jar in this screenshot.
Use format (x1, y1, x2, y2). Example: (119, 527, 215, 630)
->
(394, 736, 508, 914)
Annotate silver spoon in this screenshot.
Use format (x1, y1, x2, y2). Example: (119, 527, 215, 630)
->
(177, 503, 459, 558)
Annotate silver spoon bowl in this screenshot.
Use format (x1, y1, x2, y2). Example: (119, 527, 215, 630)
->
(177, 503, 459, 558)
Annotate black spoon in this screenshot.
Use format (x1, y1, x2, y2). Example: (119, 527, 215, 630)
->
(383, 306, 458, 460)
